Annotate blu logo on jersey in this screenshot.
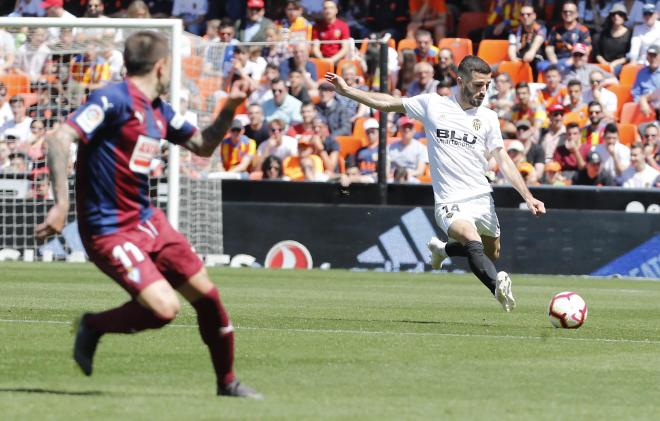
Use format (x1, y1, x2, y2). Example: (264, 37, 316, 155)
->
(436, 129, 478, 146)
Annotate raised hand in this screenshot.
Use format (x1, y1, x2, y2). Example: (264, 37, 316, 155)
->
(324, 72, 349, 95)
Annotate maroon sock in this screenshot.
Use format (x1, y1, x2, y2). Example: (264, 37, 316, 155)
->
(191, 287, 235, 386)
(86, 300, 172, 333)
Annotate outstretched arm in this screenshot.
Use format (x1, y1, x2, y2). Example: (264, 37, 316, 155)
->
(35, 124, 80, 240)
(493, 147, 546, 216)
(182, 80, 249, 157)
(324, 72, 405, 113)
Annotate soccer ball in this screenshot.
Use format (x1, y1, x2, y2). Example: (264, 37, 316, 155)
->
(548, 291, 588, 329)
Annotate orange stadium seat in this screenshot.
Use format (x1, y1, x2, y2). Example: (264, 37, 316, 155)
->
(457, 12, 489, 38)
(595, 63, 612, 73)
(619, 63, 643, 86)
(620, 102, 657, 125)
(309, 58, 334, 81)
(498, 61, 534, 85)
(352, 116, 369, 140)
(438, 38, 473, 65)
(336, 59, 364, 77)
(182, 55, 203, 80)
(196, 77, 223, 111)
(0, 71, 30, 97)
(616, 123, 641, 147)
(335, 135, 364, 158)
(397, 38, 416, 53)
(605, 84, 632, 120)
(477, 40, 509, 65)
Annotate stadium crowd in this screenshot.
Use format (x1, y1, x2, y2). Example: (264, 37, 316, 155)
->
(0, 0, 659, 197)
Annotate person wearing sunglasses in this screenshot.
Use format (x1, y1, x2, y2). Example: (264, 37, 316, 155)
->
(254, 117, 298, 171)
(542, 0, 592, 72)
(630, 3, 660, 65)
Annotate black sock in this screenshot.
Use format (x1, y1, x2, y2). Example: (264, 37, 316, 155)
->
(445, 242, 468, 257)
(464, 240, 498, 294)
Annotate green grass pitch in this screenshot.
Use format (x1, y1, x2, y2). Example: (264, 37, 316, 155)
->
(1, 263, 660, 420)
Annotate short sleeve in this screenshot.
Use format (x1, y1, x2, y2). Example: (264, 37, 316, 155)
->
(159, 100, 197, 145)
(402, 94, 431, 122)
(484, 113, 504, 153)
(66, 89, 120, 144)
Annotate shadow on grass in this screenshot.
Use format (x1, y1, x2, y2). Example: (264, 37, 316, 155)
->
(311, 317, 495, 327)
(0, 387, 103, 396)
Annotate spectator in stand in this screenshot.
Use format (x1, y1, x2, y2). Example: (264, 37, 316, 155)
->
(202, 19, 238, 77)
(564, 79, 589, 126)
(261, 26, 292, 67)
(172, 0, 208, 36)
(540, 161, 568, 185)
(553, 122, 588, 173)
(642, 122, 660, 170)
(515, 119, 545, 179)
(70, 42, 113, 91)
(0, 82, 12, 128)
(0, 27, 16, 75)
(11, 0, 46, 17)
(632, 44, 660, 117)
(262, 78, 303, 126)
(254, 117, 298, 170)
(312, 0, 350, 66)
(543, 1, 592, 72)
(478, 0, 525, 41)
(316, 83, 351, 136)
(581, 101, 610, 146)
(572, 150, 615, 185)
(409, 29, 440, 66)
(261, 155, 287, 180)
(406, 0, 447, 42)
(283, 137, 327, 181)
(618, 142, 660, 187)
(511, 82, 547, 135)
(614, 0, 646, 28)
(236, 0, 274, 43)
(25, 118, 46, 164)
(7, 151, 28, 174)
(561, 43, 617, 90)
(126, 0, 151, 19)
(28, 82, 68, 128)
(244, 103, 269, 146)
(203, 19, 221, 41)
(576, 0, 607, 32)
(583, 70, 618, 119)
(248, 63, 280, 105)
(217, 118, 257, 178)
(41, 0, 76, 39)
(487, 72, 515, 120)
(594, 123, 631, 179)
(434, 48, 458, 87)
(406, 62, 439, 97)
(336, 63, 369, 120)
(503, 142, 531, 183)
(355, 118, 379, 182)
(594, 3, 632, 77)
(537, 65, 568, 110)
(15, 27, 50, 81)
(0, 139, 9, 172)
(365, 0, 409, 41)
(279, 42, 317, 81)
(630, 4, 660, 64)
(278, 1, 313, 41)
(288, 102, 317, 138)
(508, 4, 547, 78)
(0, 96, 33, 142)
(27, 166, 50, 200)
(388, 116, 428, 182)
(540, 103, 566, 162)
(287, 69, 312, 104)
(78, 0, 122, 43)
(308, 117, 340, 177)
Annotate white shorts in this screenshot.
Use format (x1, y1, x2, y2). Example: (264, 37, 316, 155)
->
(434, 193, 500, 239)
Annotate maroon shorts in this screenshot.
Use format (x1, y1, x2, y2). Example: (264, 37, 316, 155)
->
(83, 208, 204, 297)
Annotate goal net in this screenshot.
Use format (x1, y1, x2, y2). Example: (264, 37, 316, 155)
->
(0, 17, 225, 261)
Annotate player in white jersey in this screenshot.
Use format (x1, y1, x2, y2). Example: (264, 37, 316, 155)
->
(325, 56, 546, 312)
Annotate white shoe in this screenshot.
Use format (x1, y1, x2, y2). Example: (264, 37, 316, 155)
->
(495, 271, 516, 312)
(427, 237, 448, 270)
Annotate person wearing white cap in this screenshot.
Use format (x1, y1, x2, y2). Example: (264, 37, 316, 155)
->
(630, 3, 660, 64)
(355, 118, 380, 182)
(326, 55, 546, 313)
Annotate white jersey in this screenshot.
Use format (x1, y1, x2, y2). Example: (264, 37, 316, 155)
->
(402, 94, 503, 204)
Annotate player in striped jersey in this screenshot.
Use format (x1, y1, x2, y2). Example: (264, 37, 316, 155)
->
(326, 56, 546, 312)
(36, 31, 261, 399)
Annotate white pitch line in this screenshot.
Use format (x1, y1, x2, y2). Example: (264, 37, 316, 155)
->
(0, 318, 658, 345)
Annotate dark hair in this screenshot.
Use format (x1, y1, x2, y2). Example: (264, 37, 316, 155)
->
(587, 100, 602, 110)
(261, 155, 284, 178)
(219, 18, 234, 30)
(9, 95, 24, 105)
(457, 56, 491, 81)
(515, 81, 529, 91)
(123, 31, 169, 76)
(265, 62, 279, 71)
(233, 45, 247, 55)
(566, 122, 580, 131)
(544, 64, 560, 74)
(567, 79, 582, 89)
(285, 0, 302, 7)
(630, 142, 644, 152)
(604, 122, 618, 134)
(270, 77, 285, 87)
